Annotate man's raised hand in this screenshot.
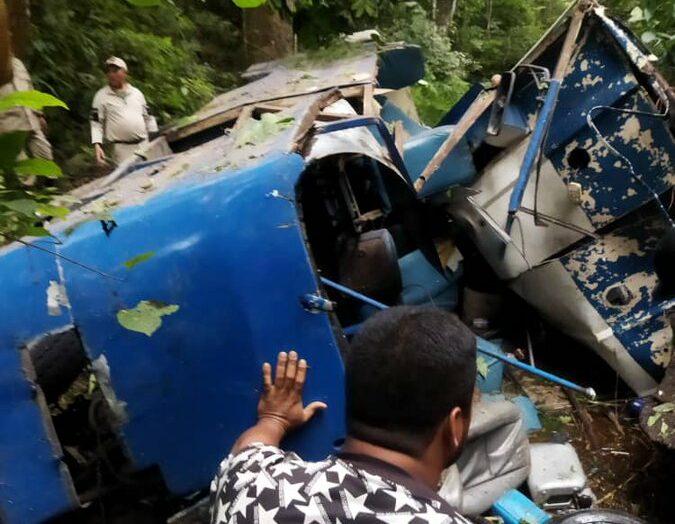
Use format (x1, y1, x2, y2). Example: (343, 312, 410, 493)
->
(257, 351, 327, 433)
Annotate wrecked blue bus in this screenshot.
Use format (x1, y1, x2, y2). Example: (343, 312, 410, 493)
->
(0, 2, 673, 522)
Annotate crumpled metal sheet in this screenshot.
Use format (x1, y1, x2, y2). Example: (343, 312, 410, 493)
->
(186, 52, 378, 130)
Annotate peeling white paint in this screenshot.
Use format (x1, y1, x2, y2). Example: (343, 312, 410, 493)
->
(601, 234, 644, 261)
(568, 234, 646, 293)
(648, 322, 673, 368)
(581, 74, 603, 88)
(92, 354, 128, 425)
(618, 115, 641, 144)
(46, 280, 70, 316)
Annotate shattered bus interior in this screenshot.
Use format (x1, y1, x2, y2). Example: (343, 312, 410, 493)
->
(0, 1, 673, 523)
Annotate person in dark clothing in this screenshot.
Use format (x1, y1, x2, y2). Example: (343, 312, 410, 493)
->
(210, 306, 477, 523)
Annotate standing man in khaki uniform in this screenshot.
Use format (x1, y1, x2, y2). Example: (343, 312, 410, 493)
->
(90, 56, 156, 166)
(0, 57, 53, 161)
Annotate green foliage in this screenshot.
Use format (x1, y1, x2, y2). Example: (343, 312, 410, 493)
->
(126, 0, 163, 6)
(0, 93, 70, 242)
(412, 78, 471, 126)
(452, 0, 569, 78)
(28, 0, 239, 176)
(116, 300, 180, 336)
(0, 90, 69, 111)
(379, 2, 472, 124)
(232, 0, 267, 7)
(295, 1, 472, 124)
(14, 158, 62, 179)
(22, 0, 674, 181)
(235, 113, 295, 147)
(607, 0, 674, 81)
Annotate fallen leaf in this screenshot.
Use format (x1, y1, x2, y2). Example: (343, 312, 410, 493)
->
(117, 300, 179, 337)
(660, 421, 669, 437)
(477, 357, 489, 380)
(235, 113, 295, 147)
(124, 251, 156, 270)
(36, 203, 70, 219)
(653, 402, 675, 413)
(648, 412, 662, 426)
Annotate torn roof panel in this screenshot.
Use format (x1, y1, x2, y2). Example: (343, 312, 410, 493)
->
(173, 51, 379, 134)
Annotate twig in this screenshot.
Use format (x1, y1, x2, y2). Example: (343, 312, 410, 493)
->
(607, 410, 625, 436)
(564, 387, 599, 448)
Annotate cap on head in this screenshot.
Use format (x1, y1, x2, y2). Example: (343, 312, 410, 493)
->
(105, 56, 128, 71)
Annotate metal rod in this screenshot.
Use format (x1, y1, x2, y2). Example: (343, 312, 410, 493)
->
(319, 276, 388, 311)
(320, 276, 596, 398)
(415, 90, 496, 194)
(479, 344, 595, 399)
(505, 2, 587, 235)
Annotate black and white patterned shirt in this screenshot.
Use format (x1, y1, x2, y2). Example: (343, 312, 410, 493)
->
(210, 443, 473, 523)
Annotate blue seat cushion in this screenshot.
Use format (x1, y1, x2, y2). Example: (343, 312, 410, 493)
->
(398, 249, 460, 311)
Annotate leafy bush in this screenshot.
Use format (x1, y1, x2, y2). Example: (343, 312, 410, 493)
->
(27, 0, 238, 176)
(0, 91, 70, 241)
(607, 0, 674, 81)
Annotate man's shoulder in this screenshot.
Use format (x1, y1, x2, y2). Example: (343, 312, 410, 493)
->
(211, 446, 471, 523)
(93, 86, 112, 100)
(127, 84, 146, 99)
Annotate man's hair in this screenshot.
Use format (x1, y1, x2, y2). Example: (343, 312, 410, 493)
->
(345, 306, 476, 457)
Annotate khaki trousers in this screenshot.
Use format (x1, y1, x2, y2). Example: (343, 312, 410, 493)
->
(112, 140, 148, 165)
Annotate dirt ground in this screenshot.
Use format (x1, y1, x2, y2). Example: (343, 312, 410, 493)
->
(505, 370, 674, 524)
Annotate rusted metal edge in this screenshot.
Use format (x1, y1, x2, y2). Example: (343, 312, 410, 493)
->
(165, 81, 375, 143)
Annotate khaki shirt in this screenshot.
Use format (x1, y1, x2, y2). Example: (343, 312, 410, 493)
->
(90, 84, 152, 144)
(0, 58, 42, 134)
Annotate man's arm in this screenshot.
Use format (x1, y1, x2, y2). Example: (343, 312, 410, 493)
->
(90, 91, 107, 166)
(232, 351, 327, 454)
(140, 92, 157, 135)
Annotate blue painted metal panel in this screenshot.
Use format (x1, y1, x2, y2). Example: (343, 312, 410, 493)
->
(547, 90, 674, 228)
(561, 213, 674, 379)
(511, 21, 641, 155)
(506, 78, 562, 233)
(508, 18, 674, 230)
(58, 153, 346, 495)
(403, 126, 476, 197)
(380, 100, 427, 137)
(0, 246, 78, 524)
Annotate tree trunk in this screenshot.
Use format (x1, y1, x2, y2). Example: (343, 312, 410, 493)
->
(436, 0, 455, 29)
(449, 0, 458, 25)
(6, 0, 28, 58)
(242, 5, 293, 66)
(0, 0, 12, 84)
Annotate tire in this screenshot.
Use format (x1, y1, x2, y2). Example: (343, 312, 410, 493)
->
(552, 509, 650, 524)
(30, 328, 89, 402)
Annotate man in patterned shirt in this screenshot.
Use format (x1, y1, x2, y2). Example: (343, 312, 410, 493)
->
(211, 306, 477, 523)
